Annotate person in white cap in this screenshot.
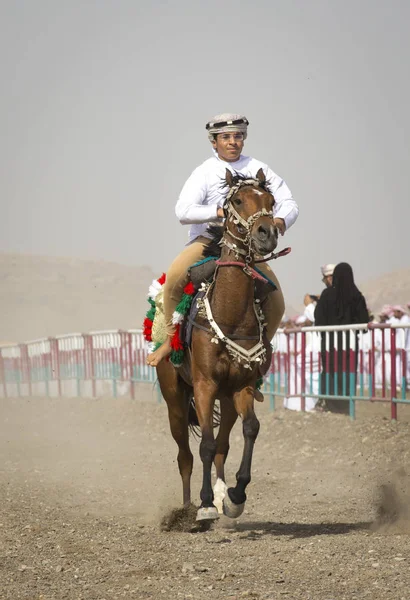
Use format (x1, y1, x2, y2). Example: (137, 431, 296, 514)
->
(321, 264, 335, 289)
(147, 113, 299, 366)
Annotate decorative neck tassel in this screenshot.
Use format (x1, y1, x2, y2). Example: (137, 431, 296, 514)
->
(143, 274, 166, 345)
(170, 282, 196, 366)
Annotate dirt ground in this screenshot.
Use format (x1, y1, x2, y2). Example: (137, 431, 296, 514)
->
(1, 390, 410, 600)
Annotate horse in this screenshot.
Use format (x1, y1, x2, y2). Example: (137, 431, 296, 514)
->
(156, 167, 279, 525)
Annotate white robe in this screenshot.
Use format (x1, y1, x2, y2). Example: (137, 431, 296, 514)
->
(283, 330, 320, 412)
(175, 153, 298, 242)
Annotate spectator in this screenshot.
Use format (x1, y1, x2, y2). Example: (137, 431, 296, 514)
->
(390, 305, 410, 388)
(374, 306, 393, 390)
(303, 294, 319, 325)
(315, 262, 369, 414)
(321, 264, 336, 289)
(283, 302, 320, 413)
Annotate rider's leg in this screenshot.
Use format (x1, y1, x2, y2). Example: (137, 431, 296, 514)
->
(146, 237, 210, 366)
(254, 263, 285, 340)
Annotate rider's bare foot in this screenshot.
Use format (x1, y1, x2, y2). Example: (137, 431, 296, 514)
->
(255, 388, 264, 403)
(146, 338, 172, 367)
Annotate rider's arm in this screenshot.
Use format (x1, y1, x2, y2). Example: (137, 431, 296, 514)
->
(265, 167, 299, 231)
(175, 167, 219, 225)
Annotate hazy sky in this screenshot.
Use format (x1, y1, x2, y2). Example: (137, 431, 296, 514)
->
(1, 0, 409, 309)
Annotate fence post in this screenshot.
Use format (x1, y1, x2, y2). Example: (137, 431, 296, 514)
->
(50, 338, 61, 397)
(20, 343, 32, 397)
(349, 338, 356, 420)
(0, 349, 7, 398)
(390, 328, 397, 421)
(85, 334, 96, 397)
(300, 331, 306, 412)
(127, 332, 135, 400)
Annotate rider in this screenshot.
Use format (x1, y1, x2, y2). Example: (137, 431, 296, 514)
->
(147, 113, 299, 366)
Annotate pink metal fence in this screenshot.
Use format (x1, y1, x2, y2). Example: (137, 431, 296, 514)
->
(1, 324, 409, 420)
(0, 330, 160, 401)
(271, 322, 410, 420)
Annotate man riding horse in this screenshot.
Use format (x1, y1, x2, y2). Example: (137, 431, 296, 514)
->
(147, 113, 299, 368)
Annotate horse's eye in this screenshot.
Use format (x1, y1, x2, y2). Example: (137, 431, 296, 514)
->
(234, 198, 242, 206)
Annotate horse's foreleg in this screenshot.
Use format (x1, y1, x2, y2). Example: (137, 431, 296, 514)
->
(213, 398, 238, 514)
(193, 378, 219, 521)
(224, 386, 260, 518)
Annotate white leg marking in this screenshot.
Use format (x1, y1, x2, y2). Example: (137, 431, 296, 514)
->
(213, 478, 228, 515)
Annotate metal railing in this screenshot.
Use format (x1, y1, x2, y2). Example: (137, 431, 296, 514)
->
(0, 330, 160, 402)
(270, 322, 410, 420)
(1, 324, 409, 420)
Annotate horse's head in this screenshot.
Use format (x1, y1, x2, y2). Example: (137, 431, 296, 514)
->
(224, 168, 278, 257)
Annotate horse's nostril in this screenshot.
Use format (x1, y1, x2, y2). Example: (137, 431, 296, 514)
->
(258, 225, 268, 237)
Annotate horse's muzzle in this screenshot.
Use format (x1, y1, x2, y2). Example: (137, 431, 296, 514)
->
(252, 223, 278, 255)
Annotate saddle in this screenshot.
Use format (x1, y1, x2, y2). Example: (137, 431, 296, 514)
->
(189, 256, 277, 304)
(143, 257, 277, 373)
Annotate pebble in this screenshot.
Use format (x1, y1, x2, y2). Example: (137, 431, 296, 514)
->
(181, 562, 195, 574)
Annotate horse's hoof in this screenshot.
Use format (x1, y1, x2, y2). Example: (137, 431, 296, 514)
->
(196, 506, 219, 522)
(223, 493, 245, 519)
(213, 478, 228, 515)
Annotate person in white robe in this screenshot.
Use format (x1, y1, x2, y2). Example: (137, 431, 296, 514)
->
(283, 303, 320, 412)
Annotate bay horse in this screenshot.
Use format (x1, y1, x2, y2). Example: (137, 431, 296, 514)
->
(156, 167, 278, 524)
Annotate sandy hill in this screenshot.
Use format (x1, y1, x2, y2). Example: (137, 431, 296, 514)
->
(0, 254, 155, 344)
(1, 254, 409, 344)
(360, 268, 410, 315)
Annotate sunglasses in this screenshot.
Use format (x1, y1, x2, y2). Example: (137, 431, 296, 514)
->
(206, 117, 249, 130)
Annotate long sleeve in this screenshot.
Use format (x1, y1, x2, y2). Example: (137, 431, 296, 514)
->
(175, 167, 219, 225)
(265, 167, 299, 231)
(314, 291, 328, 326)
(353, 294, 370, 324)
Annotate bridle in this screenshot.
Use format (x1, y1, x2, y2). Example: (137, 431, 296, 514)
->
(221, 178, 290, 266)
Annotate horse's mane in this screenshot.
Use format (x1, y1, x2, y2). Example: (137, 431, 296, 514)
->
(202, 173, 272, 260)
(219, 171, 273, 198)
(202, 225, 224, 259)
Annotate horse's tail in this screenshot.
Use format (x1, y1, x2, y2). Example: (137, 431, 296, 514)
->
(187, 392, 221, 439)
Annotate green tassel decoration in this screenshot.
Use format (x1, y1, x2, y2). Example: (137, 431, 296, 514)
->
(175, 292, 194, 316)
(170, 349, 185, 366)
(256, 377, 263, 390)
(146, 297, 156, 321)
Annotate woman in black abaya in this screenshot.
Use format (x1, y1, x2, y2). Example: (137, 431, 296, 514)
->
(315, 263, 369, 414)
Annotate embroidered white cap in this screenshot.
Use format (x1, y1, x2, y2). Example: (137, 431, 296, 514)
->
(206, 113, 249, 141)
(321, 263, 336, 277)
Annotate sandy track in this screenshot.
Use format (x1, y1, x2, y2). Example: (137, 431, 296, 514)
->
(1, 394, 410, 600)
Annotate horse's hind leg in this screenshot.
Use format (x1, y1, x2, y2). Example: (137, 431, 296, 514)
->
(213, 398, 238, 514)
(223, 386, 260, 518)
(157, 362, 193, 506)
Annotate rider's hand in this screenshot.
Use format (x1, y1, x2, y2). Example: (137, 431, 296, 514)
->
(217, 207, 225, 218)
(274, 217, 286, 236)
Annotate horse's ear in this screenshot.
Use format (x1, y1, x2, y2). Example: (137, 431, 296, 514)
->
(255, 168, 266, 185)
(225, 168, 234, 188)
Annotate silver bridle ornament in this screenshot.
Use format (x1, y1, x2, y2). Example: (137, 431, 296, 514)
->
(223, 178, 275, 261)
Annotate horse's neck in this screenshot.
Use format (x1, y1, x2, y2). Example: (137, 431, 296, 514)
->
(210, 248, 257, 332)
